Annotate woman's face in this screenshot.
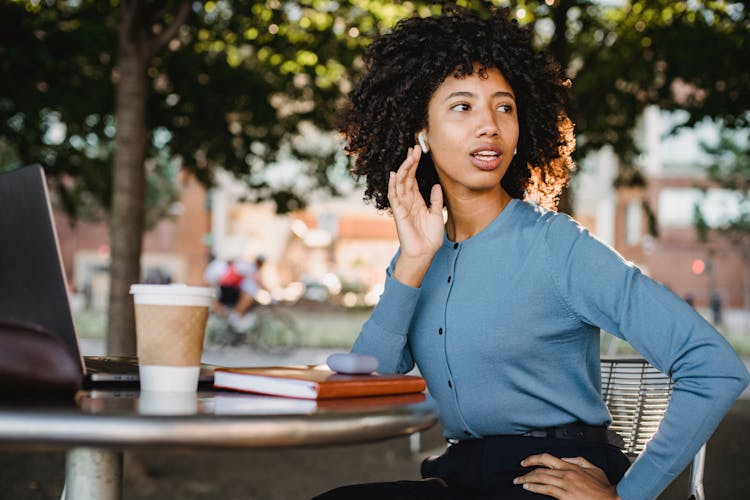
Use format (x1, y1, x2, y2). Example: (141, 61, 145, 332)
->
(422, 67, 519, 199)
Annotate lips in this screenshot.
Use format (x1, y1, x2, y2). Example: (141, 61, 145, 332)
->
(470, 146, 503, 171)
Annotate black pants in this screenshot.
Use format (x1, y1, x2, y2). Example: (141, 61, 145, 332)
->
(312, 435, 630, 499)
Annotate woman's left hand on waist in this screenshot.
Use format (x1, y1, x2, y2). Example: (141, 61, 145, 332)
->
(513, 454, 621, 500)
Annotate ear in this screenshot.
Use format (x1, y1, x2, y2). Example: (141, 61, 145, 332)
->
(417, 131, 430, 154)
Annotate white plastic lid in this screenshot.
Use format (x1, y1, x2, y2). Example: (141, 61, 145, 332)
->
(129, 284, 215, 307)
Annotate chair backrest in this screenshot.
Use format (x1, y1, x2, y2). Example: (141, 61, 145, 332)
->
(600, 357, 674, 459)
(600, 356, 706, 500)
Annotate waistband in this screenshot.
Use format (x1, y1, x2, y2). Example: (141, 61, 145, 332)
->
(448, 422, 622, 447)
(523, 422, 608, 443)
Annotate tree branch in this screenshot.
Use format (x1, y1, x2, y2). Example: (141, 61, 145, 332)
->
(147, 0, 191, 57)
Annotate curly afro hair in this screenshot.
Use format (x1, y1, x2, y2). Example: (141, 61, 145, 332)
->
(341, 6, 575, 211)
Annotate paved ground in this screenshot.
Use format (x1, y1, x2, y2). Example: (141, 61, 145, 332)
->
(1, 345, 748, 499)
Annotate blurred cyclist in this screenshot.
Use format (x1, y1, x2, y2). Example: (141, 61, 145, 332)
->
(204, 254, 266, 318)
(234, 254, 266, 315)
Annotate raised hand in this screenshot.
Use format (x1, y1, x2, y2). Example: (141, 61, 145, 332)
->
(513, 454, 621, 500)
(389, 146, 444, 288)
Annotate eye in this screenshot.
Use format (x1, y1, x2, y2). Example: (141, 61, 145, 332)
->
(450, 103, 470, 112)
(497, 103, 514, 113)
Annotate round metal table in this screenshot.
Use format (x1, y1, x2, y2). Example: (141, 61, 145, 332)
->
(0, 390, 438, 500)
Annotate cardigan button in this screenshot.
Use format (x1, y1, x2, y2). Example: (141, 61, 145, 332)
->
(453, 243, 459, 249)
(438, 327, 443, 335)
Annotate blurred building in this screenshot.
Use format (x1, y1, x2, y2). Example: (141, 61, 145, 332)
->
(207, 169, 398, 306)
(283, 203, 398, 304)
(52, 162, 398, 310)
(54, 170, 211, 309)
(575, 106, 747, 309)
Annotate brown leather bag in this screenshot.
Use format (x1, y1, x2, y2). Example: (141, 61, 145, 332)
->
(0, 320, 82, 399)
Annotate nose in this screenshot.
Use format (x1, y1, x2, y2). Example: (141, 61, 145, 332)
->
(474, 106, 500, 138)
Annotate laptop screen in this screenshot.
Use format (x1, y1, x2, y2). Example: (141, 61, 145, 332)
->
(0, 165, 85, 368)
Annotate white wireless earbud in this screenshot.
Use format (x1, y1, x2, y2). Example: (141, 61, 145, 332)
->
(514, 147, 517, 156)
(417, 132, 430, 154)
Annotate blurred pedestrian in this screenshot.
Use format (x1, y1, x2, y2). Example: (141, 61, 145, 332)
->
(710, 291, 723, 325)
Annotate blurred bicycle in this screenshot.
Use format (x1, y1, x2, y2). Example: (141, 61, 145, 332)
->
(205, 303, 302, 355)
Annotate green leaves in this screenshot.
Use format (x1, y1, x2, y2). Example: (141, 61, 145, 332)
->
(2, 0, 749, 215)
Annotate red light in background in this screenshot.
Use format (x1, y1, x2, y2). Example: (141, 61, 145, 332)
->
(691, 259, 705, 275)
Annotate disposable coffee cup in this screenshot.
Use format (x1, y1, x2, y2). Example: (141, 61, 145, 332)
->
(138, 390, 198, 415)
(130, 284, 215, 392)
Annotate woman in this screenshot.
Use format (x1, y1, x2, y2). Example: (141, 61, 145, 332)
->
(315, 7, 748, 500)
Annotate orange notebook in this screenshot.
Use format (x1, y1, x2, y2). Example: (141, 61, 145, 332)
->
(213, 365, 426, 400)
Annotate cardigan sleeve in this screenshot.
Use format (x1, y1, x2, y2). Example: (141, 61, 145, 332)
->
(351, 262, 420, 374)
(544, 214, 749, 500)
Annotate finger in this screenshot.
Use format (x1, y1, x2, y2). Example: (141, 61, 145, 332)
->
(402, 146, 422, 198)
(394, 147, 413, 178)
(396, 146, 420, 180)
(514, 469, 569, 498)
(395, 148, 416, 203)
(521, 453, 569, 470)
(561, 456, 611, 484)
(411, 142, 422, 163)
(515, 468, 566, 484)
(517, 482, 566, 498)
(388, 148, 418, 202)
(429, 184, 443, 215)
(398, 147, 421, 201)
(561, 456, 594, 469)
(387, 171, 399, 209)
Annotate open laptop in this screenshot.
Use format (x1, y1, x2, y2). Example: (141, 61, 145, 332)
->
(0, 165, 214, 386)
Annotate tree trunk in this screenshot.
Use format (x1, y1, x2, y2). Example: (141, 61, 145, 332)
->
(106, 1, 191, 355)
(107, 24, 148, 356)
(548, 0, 573, 71)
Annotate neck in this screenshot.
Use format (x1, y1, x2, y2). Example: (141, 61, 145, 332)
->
(445, 188, 513, 242)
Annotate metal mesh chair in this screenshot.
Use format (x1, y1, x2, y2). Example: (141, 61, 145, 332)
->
(600, 357, 706, 500)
